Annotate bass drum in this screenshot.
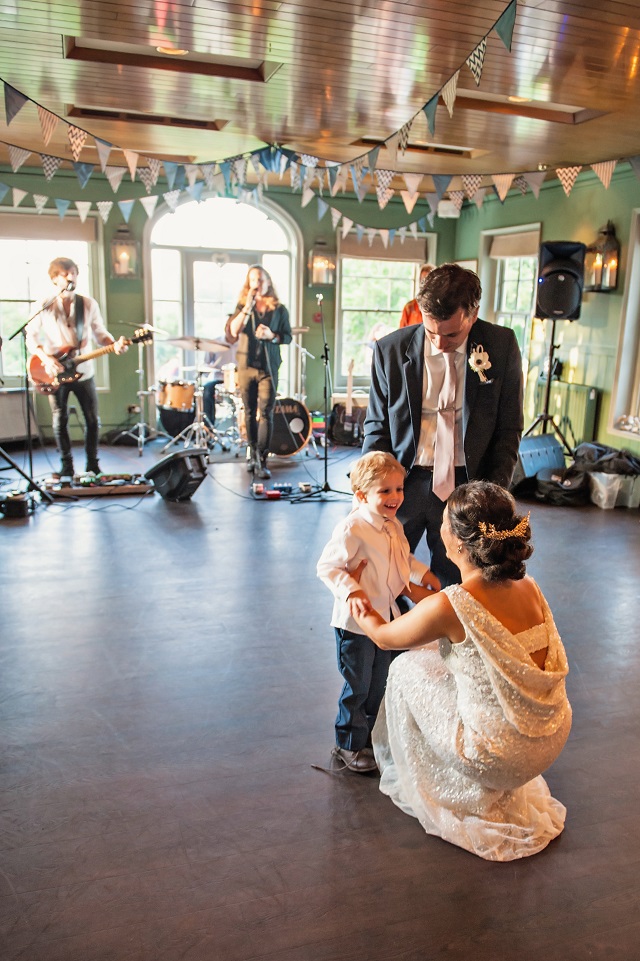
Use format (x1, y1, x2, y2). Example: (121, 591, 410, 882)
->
(269, 398, 312, 456)
(158, 405, 195, 437)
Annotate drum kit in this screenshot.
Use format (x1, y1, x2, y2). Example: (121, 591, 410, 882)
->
(126, 326, 317, 460)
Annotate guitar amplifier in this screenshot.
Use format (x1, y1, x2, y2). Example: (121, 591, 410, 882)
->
(328, 403, 366, 446)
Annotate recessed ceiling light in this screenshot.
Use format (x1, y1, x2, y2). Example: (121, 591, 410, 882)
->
(156, 46, 190, 56)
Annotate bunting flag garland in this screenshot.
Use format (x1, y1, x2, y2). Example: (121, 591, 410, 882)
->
(376, 169, 394, 192)
(628, 155, 640, 181)
(316, 197, 329, 221)
(94, 138, 112, 172)
(425, 192, 439, 219)
(40, 153, 62, 181)
(495, 0, 517, 52)
(385, 132, 399, 168)
(466, 38, 487, 85)
(432, 174, 452, 202)
(556, 165, 582, 197)
(184, 164, 200, 188)
(473, 188, 489, 209)
(380, 229, 389, 249)
(104, 165, 127, 193)
(37, 106, 59, 146)
(54, 198, 71, 219)
(341, 216, 354, 239)
(301, 185, 315, 208)
(73, 162, 94, 189)
(12, 187, 27, 207)
(376, 184, 394, 209)
(513, 175, 529, 195)
(163, 189, 181, 212)
(96, 200, 113, 223)
(400, 189, 419, 214)
(402, 172, 423, 198)
(461, 174, 483, 199)
(300, 153, 318, 167)
(33, 193, 48, 213)
(423, 94, 438, 136)
(75, 200, 92, 222)
(367, 146, 380, 172)
(0, 183, 9, 203)
(147, 157, 161, 186)
(289, 162, 301, 191)
(8, 145, 31, 172)
(591, 160, 616, 189)
(523, 170, 546, 197)
(4, 83, 28, 125)
(123, 149, 139, 181)
(492, 173, 514, 201)
(137, 167, 156, 194)
(187, 180, 205, 202)
(163, 161, 179, 190)
(67, 125, 87, 162)
(233, 157, 248, 185)
(140, 195, 159, 219)
(331, 207, 342, 229)
(398, 120, 413, 154)
(118, 199, 135, 222)
(449, 189, 465, 211)
(441, 70, 460, 118)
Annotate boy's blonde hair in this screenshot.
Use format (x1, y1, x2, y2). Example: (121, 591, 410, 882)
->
(350, 451, 406, 494)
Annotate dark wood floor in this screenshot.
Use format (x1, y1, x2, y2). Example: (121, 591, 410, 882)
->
(1, 437, 639, 961)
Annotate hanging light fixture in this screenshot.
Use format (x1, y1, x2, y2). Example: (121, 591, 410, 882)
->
(583, 221, 620, 292)
(110, 226, 140, 279)
(308, 240, 336, 286)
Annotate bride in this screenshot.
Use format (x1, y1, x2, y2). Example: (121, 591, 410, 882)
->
(354, 480, 572, 861)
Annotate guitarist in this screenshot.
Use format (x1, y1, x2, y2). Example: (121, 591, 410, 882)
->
(25, 257, 128, 478)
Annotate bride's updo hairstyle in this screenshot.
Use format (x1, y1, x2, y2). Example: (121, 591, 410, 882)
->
(446, 481, 533, 582)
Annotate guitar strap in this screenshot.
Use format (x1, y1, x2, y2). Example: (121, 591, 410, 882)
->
(74, 294, 85, 350)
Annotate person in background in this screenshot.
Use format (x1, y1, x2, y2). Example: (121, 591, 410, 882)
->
(25, 257, 128, 478)
(317, 451, 440, 774)
(225, 265, 292, 479)
(363, 263, 523, 588)
(399, 263, 435, 328)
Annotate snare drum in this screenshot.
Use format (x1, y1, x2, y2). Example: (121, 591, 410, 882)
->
(269, 398, 312, 456)
(163, 380, 195, 411)
(222, 363, 237, 393)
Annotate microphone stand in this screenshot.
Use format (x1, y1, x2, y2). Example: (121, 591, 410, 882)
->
(291, 293, 351, 502)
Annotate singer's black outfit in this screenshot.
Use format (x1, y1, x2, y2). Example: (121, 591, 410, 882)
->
(225, 301, 292, 462)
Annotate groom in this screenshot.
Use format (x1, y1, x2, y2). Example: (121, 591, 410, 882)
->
(362, 263, 523, 587)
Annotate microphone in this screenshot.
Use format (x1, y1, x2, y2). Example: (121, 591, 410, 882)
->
(66, 281, 76, 292)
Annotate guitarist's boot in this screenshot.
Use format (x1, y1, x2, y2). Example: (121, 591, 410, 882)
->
(52, 456, 74, 480)
(246, 447, 257, 473)
(255, 451, 271, 480)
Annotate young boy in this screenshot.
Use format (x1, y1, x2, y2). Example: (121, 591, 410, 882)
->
(317, 451, 440, 773)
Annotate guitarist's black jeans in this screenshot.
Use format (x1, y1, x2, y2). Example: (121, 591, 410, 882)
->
(48, 377, 100, 473)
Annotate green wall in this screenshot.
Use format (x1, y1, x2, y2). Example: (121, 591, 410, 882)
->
(2, 163, 637, 455)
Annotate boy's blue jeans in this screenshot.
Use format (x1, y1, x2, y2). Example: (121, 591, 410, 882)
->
(334, 627, 397, 751)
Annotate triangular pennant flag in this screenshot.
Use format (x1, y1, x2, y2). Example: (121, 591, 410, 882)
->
(40, 153, 62, 182)
(492, 173, 515, 201)
(403, 172, 423, 198)
(423, 94, 438, 136)
(462, 174, 483, 199)
(33, 194, 48, 214)
(75, 200, 92, 222)
(73, 162, 94, 189)
(466, 37, 487, 86)
(417, 216, 426, 232)
(376, 184, 394, 210)
(432, 175, 452, 203)
(37, 105, 59, 146)
(67, 125, 87, 162)
(400, 190, 419, 215)
(513, 175, 529, 195)
(473, 187, 488, 210)
(376, 169, 394, 192)
(184, 163, 200, 188)
(279, 151, 288, 178)
(163, 189, 181, 212)
(94, 138, 112, 172)
(163, 160, 179, 190)
(212, 172, 225, 194)
(104, 165, 127, 193)
(556, 165, 582, 197)
(591, 160, 616, 189)
(290, 162, 301, 192)
(301, 186, 315, 208)
(442, 70, 460, 117)
(0, 183, 9, 203)
(380, 229, 389, 249)
(356, 224, 365, 243)
(233, 157, 248, 185)
(523, 170, 547, 198)
(385, 133, 399, 168)
(341, 216, 354, 239)
(449, 190, 465, 211)
(331, 207, 342, 229)
(187, 181, 205, 202)
(300, 153, 318, 168)
(249, 152, 262, 176)
(54, 198, 71, 219)
(409, 222, 418, 240)
(495, 0, 517, 52)
(123, 149, 139, 181)
(96, 200, 113, 223)
(146, 157, 161, 186)
(12, 188, 27, 208)
(388, 229, 396, 246)
(425, 192, 439, 219)
(220, 161, 232, 192)
(4, 82, 28, 125)
(8, 145, 31, 173)
(199, 163, 215, 190)
(140, 195, 159, 219)
(398, 226, 407, 242)
(367, 146, 380, 172)
(137, 167, 155, 194)
(367, 227, 377, 246)
(317, 197, 329, 221)
(118, 199, 135, 223)
(628, 155, 640, 181)
(398, 119, 413, 154)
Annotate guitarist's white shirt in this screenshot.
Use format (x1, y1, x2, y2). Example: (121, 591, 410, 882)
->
(25, 293, 112, 381)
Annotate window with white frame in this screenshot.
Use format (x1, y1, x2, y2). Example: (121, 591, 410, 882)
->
(336, 233, 435, 389)
(494, 255, 538, 356)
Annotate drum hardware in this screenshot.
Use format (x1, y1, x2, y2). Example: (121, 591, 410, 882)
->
(165, 335, 231, 352)
(269, 397, 313, 457)
(112, 328, 171, 455)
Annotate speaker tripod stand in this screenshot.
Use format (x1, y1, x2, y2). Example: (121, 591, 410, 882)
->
(113, 326, 170, 455)
(523, 318, 573, 456)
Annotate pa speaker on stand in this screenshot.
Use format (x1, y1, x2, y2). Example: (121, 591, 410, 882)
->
(524, 241, 586, 456)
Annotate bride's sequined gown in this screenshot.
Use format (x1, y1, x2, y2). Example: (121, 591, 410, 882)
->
(372, 582, 572, 861)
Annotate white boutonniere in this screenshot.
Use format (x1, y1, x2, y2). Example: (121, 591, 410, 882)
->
(468, 344, 493, 383)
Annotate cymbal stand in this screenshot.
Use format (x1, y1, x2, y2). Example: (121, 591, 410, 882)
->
(161, 366, 217, 454)
(114, 337, 170, 455)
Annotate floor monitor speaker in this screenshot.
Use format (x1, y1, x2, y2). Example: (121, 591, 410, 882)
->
(510, 434, 566, 490)
(144, 448, 208, 501)
(536, 241, 586, 321)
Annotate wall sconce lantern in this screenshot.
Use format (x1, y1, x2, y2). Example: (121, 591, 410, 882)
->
(110, 227, 141, 279)
(583, 221, 620, 293)
(308, 241, 336, 286)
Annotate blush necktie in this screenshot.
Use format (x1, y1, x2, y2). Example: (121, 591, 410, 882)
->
(432, 351, 457, 502)
(384, 520, 410, 588)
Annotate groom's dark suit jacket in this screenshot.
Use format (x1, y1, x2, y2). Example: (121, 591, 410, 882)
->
(363, 318, 524, 489)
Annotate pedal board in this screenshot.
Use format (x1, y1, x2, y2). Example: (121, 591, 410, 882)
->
(45, 473, 155, 497)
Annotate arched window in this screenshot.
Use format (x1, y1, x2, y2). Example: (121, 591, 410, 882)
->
(146, 196, 301, 395)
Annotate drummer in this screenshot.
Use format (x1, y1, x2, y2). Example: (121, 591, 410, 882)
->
(202, 332, 237, 426)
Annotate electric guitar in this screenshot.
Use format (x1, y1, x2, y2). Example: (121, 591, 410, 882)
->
(29, 328, 152, 394)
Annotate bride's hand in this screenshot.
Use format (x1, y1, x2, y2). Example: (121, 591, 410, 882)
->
(348, 558, 368, 583)
(347, 589, 373, 618)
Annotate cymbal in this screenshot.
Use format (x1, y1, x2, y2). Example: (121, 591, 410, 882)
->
(166, 336, 231, 351)
(122, 321, 168, 335)
(291, 326, 309, 334)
